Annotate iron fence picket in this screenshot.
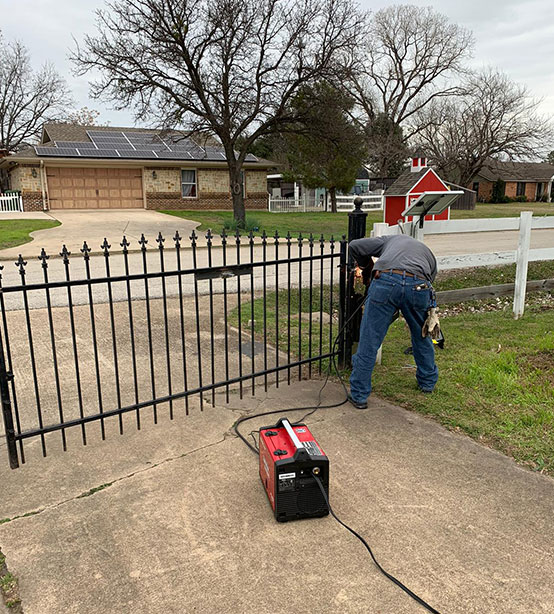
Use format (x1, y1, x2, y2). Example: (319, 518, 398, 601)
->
(0, 265, 24, 464)
(190, 230, 204, 409)
(121, 236, 141, 428)
(39, 249, 67, 450)
(82, 242, 106, 440)
(174, 231, 190, 415)
(102, 239, 124, 434)
(61, 245, 87, 448)
(157, 232, 174, 419)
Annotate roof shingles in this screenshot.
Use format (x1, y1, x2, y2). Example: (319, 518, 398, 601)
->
(477, 159, 554, 183)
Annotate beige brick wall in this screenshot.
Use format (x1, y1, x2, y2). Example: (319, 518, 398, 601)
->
(143, 167, 266, 199)
(143, 167, 181, 193)
(10, 165, 41, 192)
(198, 169, 229, 193)
(246, 170, 267, 194)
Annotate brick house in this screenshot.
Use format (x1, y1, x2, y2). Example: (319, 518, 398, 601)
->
(470, 159, 554, 203)
(0, 124, 271, 211)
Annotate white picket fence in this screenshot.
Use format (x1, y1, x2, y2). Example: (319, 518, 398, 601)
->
(335, 192, 384, 211)
(0, 193, 23, 212)
(371, 212, 554, 318)
(268, 191, 384, 213)
(268, 196, 324, 213)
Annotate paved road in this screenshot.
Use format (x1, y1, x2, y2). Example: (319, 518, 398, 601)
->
(1, 226, 552, 310)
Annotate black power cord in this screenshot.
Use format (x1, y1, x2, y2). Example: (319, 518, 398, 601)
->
(232, 290, 443, 614)
(232, 297, 360, 454)
(313, 475, 442, 614)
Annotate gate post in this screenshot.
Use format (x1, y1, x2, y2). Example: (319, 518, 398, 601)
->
(0, 316, 19, 469)
(338, 237, 348, 366)
(342, 197, 368, 366)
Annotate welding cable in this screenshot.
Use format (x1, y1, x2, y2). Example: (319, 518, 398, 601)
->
(313, 475, 442, 614)
(233, 297, 366, 454)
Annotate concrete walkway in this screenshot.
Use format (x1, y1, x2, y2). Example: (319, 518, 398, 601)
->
(0, 210, 200, 260)
(1, 380, 554, 613)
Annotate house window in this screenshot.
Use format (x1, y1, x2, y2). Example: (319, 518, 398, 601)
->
(536, 183, 544, 200)
(472, 182, 479, 196)
(181, 169, 197, 198)
(516, 182, 526, 197)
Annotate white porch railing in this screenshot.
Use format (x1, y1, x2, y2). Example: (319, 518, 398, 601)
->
(0, 193, 23, 212)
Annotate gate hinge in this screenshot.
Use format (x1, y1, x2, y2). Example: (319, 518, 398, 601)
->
(5, 371, 14, 382)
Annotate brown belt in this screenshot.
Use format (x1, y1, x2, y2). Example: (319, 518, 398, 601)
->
(374, 269, 416, 279)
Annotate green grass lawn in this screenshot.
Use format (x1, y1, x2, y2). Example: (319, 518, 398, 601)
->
(0, 219, 61, 250)
(232, 271, 554, 475)
(373, 306, 554, 474)
(451, 202, 554, 219)
(162, 201, 553, 239)
(434, 260, 554, 291)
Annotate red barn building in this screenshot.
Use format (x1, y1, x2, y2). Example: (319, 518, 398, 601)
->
(384, 156, 451, 226)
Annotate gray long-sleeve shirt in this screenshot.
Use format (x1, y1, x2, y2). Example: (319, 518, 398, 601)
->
(349, 235, 437, 282)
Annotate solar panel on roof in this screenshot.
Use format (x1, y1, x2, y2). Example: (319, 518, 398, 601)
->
(55, 141, 98, 149)
(90, 136, 129, 143)
(155, 151, 194, 160)
(132, 144, 169, 152)
(35, 146, 80, 156)
(124, 132, 164, 143)
(116, 150, 159, 159)
(80, 149, 121, 157)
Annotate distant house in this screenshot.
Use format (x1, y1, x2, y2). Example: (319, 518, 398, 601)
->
(0, 123, 273, 211)
(470, 159, 554, 203)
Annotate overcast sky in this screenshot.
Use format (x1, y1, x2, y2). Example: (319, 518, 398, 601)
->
(1, 0, 553, 127)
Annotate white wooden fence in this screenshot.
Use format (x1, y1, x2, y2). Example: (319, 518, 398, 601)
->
(0, 193, 23, 212)
(268, 191, 384, 213)
(335, 193, 384, 211)
(268, 196, 324, 213)
(371, 212, 554, 318)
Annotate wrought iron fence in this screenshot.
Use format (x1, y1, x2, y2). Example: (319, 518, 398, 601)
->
(0, 230, 347, 468)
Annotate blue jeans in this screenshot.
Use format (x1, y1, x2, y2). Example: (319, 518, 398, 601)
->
(349, 272, 438, 402)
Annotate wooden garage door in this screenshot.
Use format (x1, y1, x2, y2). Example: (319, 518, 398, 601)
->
(47, 167, 143, 209)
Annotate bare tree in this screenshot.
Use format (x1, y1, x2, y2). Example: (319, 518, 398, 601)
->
(0, 33, 73, 152)
(349, 5, 473, 176)
(64, 107, 102, 126)
(415, 70, 552, 186)
(72, 0, 362, 225)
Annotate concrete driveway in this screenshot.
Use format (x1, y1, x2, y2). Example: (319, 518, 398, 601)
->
(2, 380, 554, 613)
(0, 210, 199, 260)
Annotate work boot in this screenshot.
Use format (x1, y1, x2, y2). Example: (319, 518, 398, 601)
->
(347, 393, 368, 410)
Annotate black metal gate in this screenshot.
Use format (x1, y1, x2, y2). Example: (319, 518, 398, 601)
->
(0, 229, 348, 469)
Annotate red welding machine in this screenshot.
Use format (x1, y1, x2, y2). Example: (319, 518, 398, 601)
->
(259, 418, 329, 522)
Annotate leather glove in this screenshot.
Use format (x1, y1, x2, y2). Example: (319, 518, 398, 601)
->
(353, 266, 366, 296)
(422, 307, 441, 339)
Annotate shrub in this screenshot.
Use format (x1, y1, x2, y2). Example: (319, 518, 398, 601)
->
(222, 216, 261, 233)
(491, 178, 506, 203)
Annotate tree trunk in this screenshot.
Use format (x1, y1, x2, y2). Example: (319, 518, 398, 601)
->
(227, 162, 246, 228)
(329, 187, 337, 213)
